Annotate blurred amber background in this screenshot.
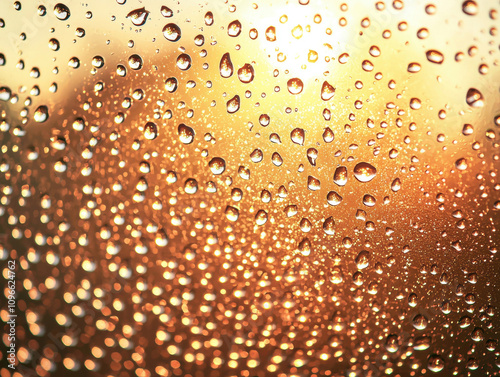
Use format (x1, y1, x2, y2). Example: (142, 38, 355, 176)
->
(0, 0, 499, 376)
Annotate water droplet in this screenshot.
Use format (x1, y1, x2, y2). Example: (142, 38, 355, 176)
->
(321, 81, 335, 100)
(54, 3, 70, 20)
(327, 191, 343, 206)
(34, 105, 49, 123)
(333, 166, 348, 186)
(126, 7, 149, 26)
(184, 179, 198, 194)
(391, 178, 401, 192)
(427, 355, 445, 372)
(227, 95, 240, 114)
(466, 88, 484, 108)
(353, 162, 377, 182)
(307, 148, 318, 166)
(178, 124, 195, 144)
(272, 152, 283, 166)
(426, 50, 444, 64)
(362, 60, 374, 71)
(228, 20, 241, 37)
(362, 194, 376, 207)
(237, 63, 254, 83)
(265, 26, 276, 41)
(455, 158, 468, 170)
(0, 87, 12, 101)
(255, 210, 268, 225)
(144, 122, 158, 140)
(291, 128, 305, 145)
(298, 238, 312, 256)
(323, 217, 335, 235)
(414, 336, 431, 351)
(462, 0, 478, 15)
(385, 334, 399, 353)
(307, 176, 321, 191)
(128, 54, 143, 70)
(209, 157, 225, 175)
(176, 53, 191, 70)
(163, 23, 181, 41)
(413, 314, 428, 330)
(323, 127, 334, 142)
(160, 6, 173, 17)
(250, 149, 263, 163)
(165, 77, 178, 93)
(225, 206, 239, 222)
(220, 53, 234, 78)
(204, 12, 214, 26)
(287, 78, 304, 95)
(407, 62, 421, 73)
(355, 250, 370, 269)
(292, 24, 303, 39)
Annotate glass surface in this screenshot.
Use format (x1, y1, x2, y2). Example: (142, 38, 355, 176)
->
(0, 0, 499, 376)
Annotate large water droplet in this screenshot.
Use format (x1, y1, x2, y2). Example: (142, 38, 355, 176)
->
(144, 122, 158, 140)
(321, 81, 335, 101)
(34, 105, 49, 123)
(327, 191, 343, 206)
(178, 124, 195, 144)
(462, 0, 478, 15)
(225, 206, 239, 222)
(209, 157, 226, 175)
(163, 23, 181, 41)
(127, 7, 149, 26)
(287, 78, 303, 94)
(333, 166, 348, 186)
(427, 355, 445, 372)
(291, 128, 305, 145)
(466, 88, 484, 108)
(227, 20, 242, 37)
(353, 162, 377, 182)
(54, 3, 70, 20)
(355, 250, 370, 269)
(307, 176, 321, 191)
(237, 63, 254, 83)
(426, 50, 444, 64)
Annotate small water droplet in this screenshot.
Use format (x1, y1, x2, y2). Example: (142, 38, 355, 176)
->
(220, 53, 234, 78)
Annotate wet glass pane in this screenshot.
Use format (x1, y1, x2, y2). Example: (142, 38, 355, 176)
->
(0, 1, 499, 376)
